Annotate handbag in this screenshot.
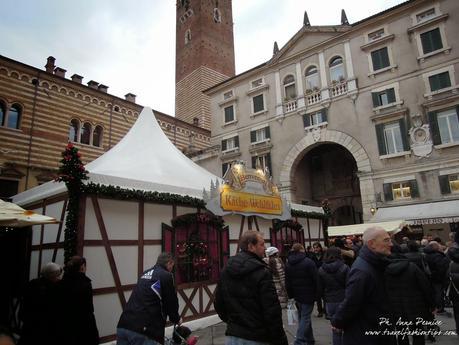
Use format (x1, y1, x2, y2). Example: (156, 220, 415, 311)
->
(287, 299, 298, 326)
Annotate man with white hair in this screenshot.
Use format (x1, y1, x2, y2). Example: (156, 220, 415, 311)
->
(331, 227, 395, 345)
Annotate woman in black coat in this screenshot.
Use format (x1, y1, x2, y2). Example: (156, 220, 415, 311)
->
(60, 256, 99, 345)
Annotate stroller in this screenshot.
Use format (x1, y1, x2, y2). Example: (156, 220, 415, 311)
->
(165, 325, 198, 345)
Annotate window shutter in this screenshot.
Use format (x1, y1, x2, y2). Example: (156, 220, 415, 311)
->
(265, 126, 271, 139)
(439, 72, 451, 89)
(372, 92, 380, 107)
(399, 118, 409, 151)
(250, 130, 256, 143)
(429, 75, 440, 91)
(251, 156, 257, 169)
(371, 50, 381, 70)
(387, 88, 396, 103)
(438, 175, 451, 194)
(303, 114, 311, 127)
(221, 139, 227, 151)
(375, 124, 387, 155)
(410, 180, 419, 198)
(428, 111, 441, 145)
(267, 153, 272, 176)
(383, 183, 393, 201)
(235, 136, 239, 148)
(431, 28, 443, 51)
(381, 47, 390, 68)
(322, 109, 328, 122)
(421, 31, 434, 54)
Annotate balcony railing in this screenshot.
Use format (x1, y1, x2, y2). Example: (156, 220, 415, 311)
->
(283, 99, 298, 113)
(330, 81, 347, 97)
(305, 90, 322, 106)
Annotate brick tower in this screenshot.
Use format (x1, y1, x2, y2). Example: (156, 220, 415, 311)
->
(175, 0, 235, 130)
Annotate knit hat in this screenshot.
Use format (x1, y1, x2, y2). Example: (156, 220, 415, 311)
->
(265, 246, 279, 257)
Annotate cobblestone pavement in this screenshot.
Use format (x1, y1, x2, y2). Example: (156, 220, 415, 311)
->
(191, 307, 458, 345)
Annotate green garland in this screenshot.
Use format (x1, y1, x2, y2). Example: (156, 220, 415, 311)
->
(82, 183, 206, 208)
(272, 219, 303, 232)
(171, 212, 224, 230)
(55, 142, 88, 262)
(291, 209, 328, 219)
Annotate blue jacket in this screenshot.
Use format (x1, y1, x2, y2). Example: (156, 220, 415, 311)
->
(285, 251, 317, 304)
(332, 246, 394, 345)
(118, 264, 180, 344)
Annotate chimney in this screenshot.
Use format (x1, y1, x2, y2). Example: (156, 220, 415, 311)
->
(54, 67, 66, 78)
(45, 56, 56, 73)
(87, 80, 99, 89)
(71, 74, 83, 84)
(125, 93, 136, 103)
(98, 84, 109, 93)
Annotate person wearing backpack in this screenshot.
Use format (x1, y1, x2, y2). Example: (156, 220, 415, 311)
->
(447, 231, 459, 336)
(317, 247, 349, 345)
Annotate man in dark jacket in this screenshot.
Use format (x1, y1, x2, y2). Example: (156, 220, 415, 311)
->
(117, 252, 180, 345)
(214, 230, 288, 345)
(424, 241, 450, 312)
(385, 252, 434, 345)
(285, 243, 318, 345)
(331, 226, 395, 345)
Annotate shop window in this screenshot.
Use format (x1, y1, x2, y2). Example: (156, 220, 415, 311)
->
(162, 213, 229, 285)
(383, 180, 419, 201)
(270, 220, 305, 261)
(439, 174, 459, 194)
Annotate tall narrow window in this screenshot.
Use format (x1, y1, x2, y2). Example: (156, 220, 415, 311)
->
(224, 105, 234, 123)
(93, 125, 103, 147)
(283, 75, 296, 100)
(371, 47, 390, 71)
(0, 101, 5, 126)
(252, 94, 265, 113)
(305, 66, 320, 90)
(69, 119, 80, 142)
(6, 104, 21, 129)
(329, 56, 345, 82)
(80, 122, 92, 145)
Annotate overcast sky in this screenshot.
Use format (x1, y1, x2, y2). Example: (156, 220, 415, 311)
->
(1, 0, 406, 115)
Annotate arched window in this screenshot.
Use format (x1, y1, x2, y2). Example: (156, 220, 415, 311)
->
(80, 122, 92, 145)
(7, 104, 21, 129)
(69, 119, 80, 142)
(213, 8, 221, 23)
(329, 56, 345, 83)
(93, 125, 103, 147)
(0, 101, 5, 126)
(283, 75, 296, 100)
(305, 66, 320, 90)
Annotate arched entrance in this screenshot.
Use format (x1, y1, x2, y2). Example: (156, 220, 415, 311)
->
(279, 129, 375, 222)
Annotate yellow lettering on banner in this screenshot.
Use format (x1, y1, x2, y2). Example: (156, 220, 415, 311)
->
(220, 189, 283, 215)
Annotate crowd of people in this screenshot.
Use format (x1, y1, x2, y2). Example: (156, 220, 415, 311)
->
(215, 229, 459, 345)
(17, 256, 99, 345)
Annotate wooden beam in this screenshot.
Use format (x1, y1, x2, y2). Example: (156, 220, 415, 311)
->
(91, 196, 126, 307)
(138, 201, 144, 277)
(52, 198, 67, 262)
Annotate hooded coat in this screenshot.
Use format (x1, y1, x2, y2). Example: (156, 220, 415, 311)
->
(423, 246, 450, 284)
(214, 250, 288, 345)
(384, 258, 434, 322)
(317, 260, 349, 303)
(285, 251, 317, 304)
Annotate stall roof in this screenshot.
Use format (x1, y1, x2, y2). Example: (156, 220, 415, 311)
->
(371, 199, 459, 225)
(13, 107, 220, 206)
(0, 200, 58, 227)
(327, 220, 405, 236)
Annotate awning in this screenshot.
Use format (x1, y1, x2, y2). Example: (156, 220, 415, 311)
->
(371, 199, 459, 225)
(0, 200, 59, 227)
(327, 220, 406, 236)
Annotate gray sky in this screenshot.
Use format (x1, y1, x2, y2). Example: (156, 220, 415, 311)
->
(1, 0, 406, 115)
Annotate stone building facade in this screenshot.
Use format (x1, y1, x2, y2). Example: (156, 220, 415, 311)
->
(175, 0, 235, 130)
(199, 0, 459, 236)
(0, 55, 210, 198)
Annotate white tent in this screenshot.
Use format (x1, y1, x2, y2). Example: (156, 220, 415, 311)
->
(14, 107, 220, 206)
(327, 220, 406, 236)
